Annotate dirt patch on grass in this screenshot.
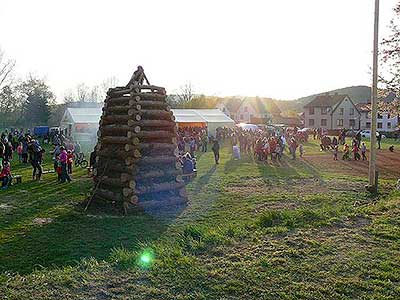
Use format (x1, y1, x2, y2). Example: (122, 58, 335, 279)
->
(303, 149, 400, 179)
(32, 218, 53, 226)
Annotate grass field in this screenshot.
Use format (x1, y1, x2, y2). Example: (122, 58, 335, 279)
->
(0, 139, 399, 299)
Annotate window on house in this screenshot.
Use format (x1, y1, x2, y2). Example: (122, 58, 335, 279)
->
(388, 122, 392, 129)
(244, 107, 248, 112)
(339, 108, 344, 115)
(309, 119, 314, 126)
(378, 113, 382, 119)
(250, 114, 254, 120)
(321, 107, 327, 115)
(349, 119, 356, 128)
(388, 113, 391, 119)
(366, 122, 371, 129)
(240, 114, 244, 120)
(350, 108, 354, 115)
(378, 122, 382, 129)
(309, 107, 315, 115)
(337, 119, 344, 127)
(321, 119, 327, 126)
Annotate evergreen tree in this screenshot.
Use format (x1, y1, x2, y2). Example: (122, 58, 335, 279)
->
(19, 76, 55, 126)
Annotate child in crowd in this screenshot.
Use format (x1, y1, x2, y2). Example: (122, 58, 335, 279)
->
(67, 150, 73, 174)
(361, 143, 367, 161)
(17, 142, 23, 163)
(333, 145, 338, 161)
(0, 160, 12, 189)
(232, 143, 241, 160)
(299, 144, 304, 158)
(353, 143, 360, 161)
(275, 143, 282, 161)
(56, 156, 62, 182)
(342, 144, 350, 160)
(389, 145, 395, 152)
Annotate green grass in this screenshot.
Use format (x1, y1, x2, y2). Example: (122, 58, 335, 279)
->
(0, 139, 399, 299)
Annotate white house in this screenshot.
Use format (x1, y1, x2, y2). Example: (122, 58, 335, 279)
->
(356, 103, 399, 132)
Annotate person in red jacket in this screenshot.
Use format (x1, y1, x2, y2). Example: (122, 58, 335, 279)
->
(0, 160, 12, 189)
(67, 150, 73, 174)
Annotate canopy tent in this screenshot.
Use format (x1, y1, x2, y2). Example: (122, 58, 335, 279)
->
(60, 107, 234, 140)
(171, 109, 235, 136)
(60, 107, 102, 143)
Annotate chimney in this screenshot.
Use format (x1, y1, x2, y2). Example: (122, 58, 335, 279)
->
(334, 92, 339, 96)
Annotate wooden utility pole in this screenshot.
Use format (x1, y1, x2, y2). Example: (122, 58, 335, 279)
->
(368, 0, 380, 193)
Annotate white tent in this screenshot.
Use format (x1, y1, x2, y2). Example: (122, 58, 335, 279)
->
(171, 109, 235, 136)
(60, 107, 234, 141)
(60, 107, 102, 143)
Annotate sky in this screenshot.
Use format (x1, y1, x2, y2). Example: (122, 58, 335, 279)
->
(0, 0, 398, 102)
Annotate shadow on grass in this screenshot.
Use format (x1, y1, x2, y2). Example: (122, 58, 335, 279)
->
(0, 179, 170, 275)
(193, 165, 217, 193)
(1, 210, 168, 275)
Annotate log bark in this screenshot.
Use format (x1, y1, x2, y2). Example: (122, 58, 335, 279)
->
(97, 149, 141, 159)
(139, 101, 170, 110)
(101, 114, 141, 125)
(127, 130, 176, 139)
(94, 164, 137, 176)
(134, 169, 182, 180)
(137, 142, 177, 151)
(106, 96, 141, 106)
(123, 188, 135, 197)
(95, 176, 130, 189)
(106, 104, 141, 113)
(100, 125, 141, 136)
(127, 119, 176, 128)
(141, 109, 173, 120)
(138, 155, 177, 165)
(100, 136, 140, 145)
(108, 85, 166, 96)
(135, 181, 186, 195)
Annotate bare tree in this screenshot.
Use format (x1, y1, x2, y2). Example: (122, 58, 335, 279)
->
(0, 47, 16, 89)
(101, 76, 119, 95)
(89, 85, 102, 102)
(63, 89, 75, 104)
(177, 83, 195, 107)
(76, 83, 90, 102)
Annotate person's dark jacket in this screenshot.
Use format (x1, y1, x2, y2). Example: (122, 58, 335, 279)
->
(212, 141, 220, 153)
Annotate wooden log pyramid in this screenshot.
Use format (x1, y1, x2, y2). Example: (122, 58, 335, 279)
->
(92, 79, 187, 212)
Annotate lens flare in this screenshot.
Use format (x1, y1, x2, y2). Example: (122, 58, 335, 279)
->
(138, 248, 154, 268)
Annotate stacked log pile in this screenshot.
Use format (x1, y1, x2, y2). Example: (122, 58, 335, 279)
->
(92, 84, 187, 212)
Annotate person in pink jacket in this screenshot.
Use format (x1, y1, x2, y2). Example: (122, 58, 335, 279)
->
(59, 146, 71, 183)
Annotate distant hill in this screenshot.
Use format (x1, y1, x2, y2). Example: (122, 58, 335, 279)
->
(275, 86, 371, 113)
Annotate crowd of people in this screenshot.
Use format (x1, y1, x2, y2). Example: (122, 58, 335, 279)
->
(0, 128, 83, 189)
(175, 126, 307, 168)
(0, 124, 395, 189)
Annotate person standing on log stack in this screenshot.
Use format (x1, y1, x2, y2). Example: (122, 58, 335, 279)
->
(126, 65, 150, 87)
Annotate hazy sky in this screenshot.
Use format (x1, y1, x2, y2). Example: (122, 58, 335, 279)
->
(0, 0, 397, 101)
